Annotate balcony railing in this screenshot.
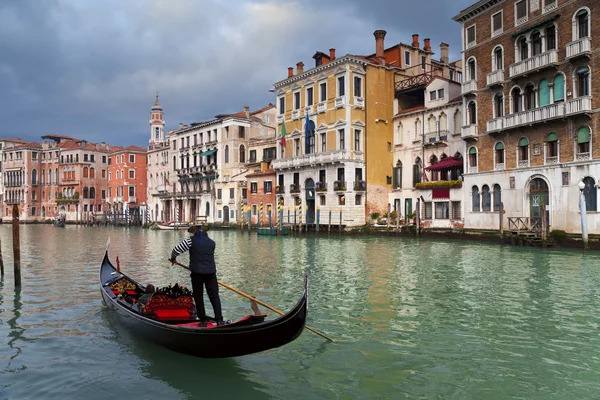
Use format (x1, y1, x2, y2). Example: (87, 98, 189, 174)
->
(216, 198, 222, 204)
(566, 37, 591, 59)
(461, 79, 477, 94)
(354, 97, 365, 109)
(272, 150, 364, 170)
(494, 163, 505, 171)
(334, 180, 347, 191)
(317, 101, 326, 113)
(128, 196, 137, 203)
(315, 181, 327, 192)
(305, 105, 313, 115)
(277, 114, 283, 124)
(424, 131, 449, 145)
(275, 185, 284, 194)
(334, 96, 345, 109)
(546, 156, 558, 165)
(576, 152, 591, 161)
(488, 102, 565, 132)
(468, 166, 478, 173)
(461, 124, 478, 139)
(543, 1, 557, 13)
(487, 69, 504, 86)
(353, 181, 366, 191)
(291, 109, 300, 120)
(290, 184, 300, 193)
(487, 117, 504, 132)
(509, 49, 557, 78)
(518, 160, 530, 168)
(566, 96, 592, 114)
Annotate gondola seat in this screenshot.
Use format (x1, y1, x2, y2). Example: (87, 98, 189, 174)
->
(143, 294, 195, 321)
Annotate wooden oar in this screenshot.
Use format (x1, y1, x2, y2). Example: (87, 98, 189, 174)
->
(170, 260, 335, 342)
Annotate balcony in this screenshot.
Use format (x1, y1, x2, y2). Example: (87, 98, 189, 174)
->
(275, 185, 284, 194)
(423, 131, 449, 145)
(487, 102, 565, 133)
(576, 152, 591, 161)
(567, 37, 591, 59)
(315, 181, 327, 192)
(277, 114, 283, 124)
(468, 166, 478, 173)
(334, 180, 347, 191)
(487, 117, 504, 132)
(305, 105, 313, 115)
(487, 69, 504, 86)
(461, 80, 477, 95)
(353, 181, 366, 191)
(272, 149, 364, 170)
(335, 96, 345, 109)
(228, 198, 235, 204)
(354, 97, 365, 109)
(128, 196, 137, 203)
(113, 197, 123, 203)
(317, 101, 326, 114)
(216, 198, 222, 204)
(566, 96, 592, 115)
(494, 163, 505, 171)
(509, 49, 557, 78)
(290, 183, 300, 194)
(543, 1, 557, 13)
(415, 180, 462, 190)
(461, 124, 478, 139)
(518, 160, 530, 168)
(291, 109, 300, 120)
(545, 156, 558, 165)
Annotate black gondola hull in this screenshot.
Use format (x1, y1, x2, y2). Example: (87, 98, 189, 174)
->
(100, 251, 307, 358)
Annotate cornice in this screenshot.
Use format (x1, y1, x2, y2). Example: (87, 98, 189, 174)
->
(273, 55, 368, 89)
(452, 0, 505, 23)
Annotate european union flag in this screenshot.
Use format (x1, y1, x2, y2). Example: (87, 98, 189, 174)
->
(304, 113, 310, 154)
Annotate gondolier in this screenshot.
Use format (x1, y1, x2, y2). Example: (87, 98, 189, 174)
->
(170, 224, 224, 326)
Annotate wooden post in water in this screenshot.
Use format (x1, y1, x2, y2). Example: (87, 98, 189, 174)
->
(386, 203, 391, 231)
(416, 199, 421, 238)
(541, 203, 547, 243)
(499, 202, 504, 241)
(247, 206, 251, 231)
(12, 205, 21, 287)
(395, 207, 400, 233)
(0, 233, 4, 277)
(316, 206, 320, 235)
(339, 207, 342, 234)
(328, 207, 332, 234)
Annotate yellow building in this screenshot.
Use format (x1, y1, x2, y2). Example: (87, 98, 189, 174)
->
(272, 30, 438, 227)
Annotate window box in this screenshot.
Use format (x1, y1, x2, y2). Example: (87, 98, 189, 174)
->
(275, 185, 285, 194)
(415, 180, 462, 190)
(315, 181, 327, 192)
(290, 183, 300, 193)
(334, 180, 347, 191)
(353, 180, 366, 191)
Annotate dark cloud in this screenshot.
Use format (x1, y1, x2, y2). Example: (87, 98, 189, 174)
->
(0, 0, 473, 146)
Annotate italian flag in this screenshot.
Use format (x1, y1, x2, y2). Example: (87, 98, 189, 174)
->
(280, 122, 287, 149)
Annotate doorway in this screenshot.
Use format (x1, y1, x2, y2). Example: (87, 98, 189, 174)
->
(529, 177, 549, 234)
(305, 178, 315, 224)
(223, 205, 230, 223)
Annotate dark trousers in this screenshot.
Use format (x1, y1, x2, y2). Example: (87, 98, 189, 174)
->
(190, 272, 223, 322)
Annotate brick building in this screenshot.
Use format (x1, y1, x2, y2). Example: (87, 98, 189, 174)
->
(246, 162, 276, 226)
(107, 146, 148, 222)
(453, 0, 598, 234)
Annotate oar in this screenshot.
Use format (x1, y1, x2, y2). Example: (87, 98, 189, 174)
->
(169, 260, 335, 342)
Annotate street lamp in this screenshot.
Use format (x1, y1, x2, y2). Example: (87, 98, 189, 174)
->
(578, 180, 589, 249)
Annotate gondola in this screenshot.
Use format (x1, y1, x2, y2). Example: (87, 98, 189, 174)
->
(99, 250, 308, 358)
(53, 217, 65, 227)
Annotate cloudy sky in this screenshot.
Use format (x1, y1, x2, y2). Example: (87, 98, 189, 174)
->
(0, 0, 473, 146)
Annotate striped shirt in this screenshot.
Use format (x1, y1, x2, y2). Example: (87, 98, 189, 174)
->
(171, 238, 192, 261)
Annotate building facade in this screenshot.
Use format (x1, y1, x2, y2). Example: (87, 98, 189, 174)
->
(107, 146, 148, 222)
(454, 0, 598, 234)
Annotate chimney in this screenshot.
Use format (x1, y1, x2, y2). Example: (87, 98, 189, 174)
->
(288, 67, 294, 78)
(296, 61, 304, 75)
(244, 105, 250, 119)
(412, 34, 420, 48)
(423, 38, 431, 52)
(179, 122, 183, 129)
(374, 30, 387, 62)
(440, 42, 449, 64)
(329, 48, 336, 60)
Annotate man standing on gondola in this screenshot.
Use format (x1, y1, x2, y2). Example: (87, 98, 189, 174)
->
(169, 224, 224, 327)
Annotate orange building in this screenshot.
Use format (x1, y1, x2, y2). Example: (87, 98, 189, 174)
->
(246, 162, 276, 226)
(107, 146, 148, 222)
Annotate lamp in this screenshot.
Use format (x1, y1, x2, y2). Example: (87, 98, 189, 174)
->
(578, 180, 585, 191)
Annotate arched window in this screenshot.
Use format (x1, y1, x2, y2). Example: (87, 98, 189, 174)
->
(32, 190, 36, 201)
(467, 58, 476, 81)
(583, 176, 597, 211)
(472, 186, 480, 212)
(511, 86, 522, 113)
(48, 169, 52, 185)
(41, 169, 45, 184)
(224, 145, 229, 163)
(553, 74, 565, 102)
(393, 160, 402, 189)
(32, 169, 37, 185)
(493, 184, 502, 211)
(467, 101, 477, 124)
(493, 46, 503, 70)
(396, 123, 404, 145)
(524, 84, 535, 110)
(428, 115, 437, 135)
(575, 9, 590, 39)
(90, 168, 95, 179)
(518, 36, 528, 61)
(453, 110, 461, 135)
(55, 169, 59, 184)
(83, 167, 88, 178)
(495, 142, 505, 166)
(576, 66, 590, 97)
(430, 154, 438, 165)
(546, 25, 556, 50)
(439, 113, 448, 133)
(239, 145, 246, 163)
(539, 79, 550, 106)
(469, 146, 478, 170)
(90, 187, 95, 200)
(546, 132, 558, 161)
(532, 31, 542, 56)
(482, 185, 491, 211)
(519, 137, 530, 164)
(413, 157, 422, 186)
(83, 187, 89, 199)
(576, 126, 591, 157)
(414, 119, 422, 141)
(494, 92, 504, 118)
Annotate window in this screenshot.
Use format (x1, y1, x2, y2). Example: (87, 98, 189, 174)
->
(129, 186, 135, 197)
(320, 82, 327, 102)
(249, 150, 257, 163)
(492, 11, 503, 35)
(338, 129, 345, 150)
(518, 37, 528, 61)
(532, 31, 542, 56)
(519, 137, 530, 162)
(250, 182, 257, 193)
(494, 46, 503, 70)
(278, 97, 285, 114)
(354, 129, 361, 151)
(421, 56, 426, 70)
(338, 195, 345, 206)
(396, 123, 404, 145)
(435, 202, 449, 219)
(32, 152, 37, 160)
(494, 92, 504, 118)
(546, 25, 556, 50)
(583, 177, 597, 211)
(321, 133, 327, 152)
(413, 158, 422, 186)
(264, 181, 272, 194)
(511, 87, 522, 113)
(472, 186, 480, 212)
(101, 189, 106, 200)
(423, 202, 432, 219)
(294, 91, 300, 110)
(466, 25, 476, 47)
(354, 76, 362, 98)
(576, 66, 590, 97)
(430, 91, 437, 101)
(32, 169, 37, 185)
(524, 84, 535, 110)
(467, 101, 477, 124)
(239, 126, 245, 139)
(217, 189, 222, 199)
(495, 142, 505, 165)
(295, 139, 300, 156)
(493, 184, 502, 211)
(129, 169, 135, 179)
(577, 126, 591, 155)
(453, 111, 461, 135)
(438, 89, 444, 99)
(393, 161, 402, 189)
(539, 79, 550, 106)
(469, 146, 478, 168)
(224, 145, 229, 163)
(404, 51, 411, 66)
(467, 58, 476, 81)
(576, 9, 589, 39)
(553, 74, 565, 102)
(307, 87, 314, 106)
(239, 145, 246, 163)
(515, 0, 528, 24)
(546, 132, 558, 159)
(337, 76, 345, 96)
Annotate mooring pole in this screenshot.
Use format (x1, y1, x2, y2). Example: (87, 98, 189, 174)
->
(316, 206, 320, 235)
(499, 201, 504, 240)
(328, 207, 332, 233)
(12, 205, 21, 287)
(0, 234, 4, 277)
(339, 207, 342, 234)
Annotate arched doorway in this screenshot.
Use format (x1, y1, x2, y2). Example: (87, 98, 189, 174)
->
(529, 177, 549, 234)
(223, 205, 230, 224)
(205, 201, 210, 218)
(305, 178, 315, 224)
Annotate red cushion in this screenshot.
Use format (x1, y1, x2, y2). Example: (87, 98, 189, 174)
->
(126, 290, 137, 295)
(154, 309, 190, 319)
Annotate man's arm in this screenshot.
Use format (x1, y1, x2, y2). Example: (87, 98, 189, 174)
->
(170, 238, 192, 262)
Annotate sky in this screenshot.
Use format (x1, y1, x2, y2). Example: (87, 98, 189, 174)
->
(0, 0, 474, 146)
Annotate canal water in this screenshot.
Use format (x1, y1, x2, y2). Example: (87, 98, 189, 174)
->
(1, 226, 600, 399)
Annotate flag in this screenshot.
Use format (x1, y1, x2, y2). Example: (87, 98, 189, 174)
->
(280, 122, 287, 148)
(165, 177, 170, 185)
(304, 113, 310, 154)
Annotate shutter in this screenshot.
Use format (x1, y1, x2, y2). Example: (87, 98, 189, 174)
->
(577, 127, 590, 144)
(553, 75, 565, 101)
(547, 132, 558, 142)
(469, 146, 477, 154)
(495, 142, 505, 150)
(539, 79, 550, 106)
(519, 137, 529, 146)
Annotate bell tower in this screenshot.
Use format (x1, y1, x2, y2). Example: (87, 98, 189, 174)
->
(149, 94, 165, 145)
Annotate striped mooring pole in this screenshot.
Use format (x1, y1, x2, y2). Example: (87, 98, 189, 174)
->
(259, 200, 263, 227)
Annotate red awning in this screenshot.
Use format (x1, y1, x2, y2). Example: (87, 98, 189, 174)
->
(425, 157, 463, 171)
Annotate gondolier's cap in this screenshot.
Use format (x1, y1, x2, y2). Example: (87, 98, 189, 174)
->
(187, 224, 209, 233)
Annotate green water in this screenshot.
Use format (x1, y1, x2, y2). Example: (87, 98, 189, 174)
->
(1, 226, 600, 399)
